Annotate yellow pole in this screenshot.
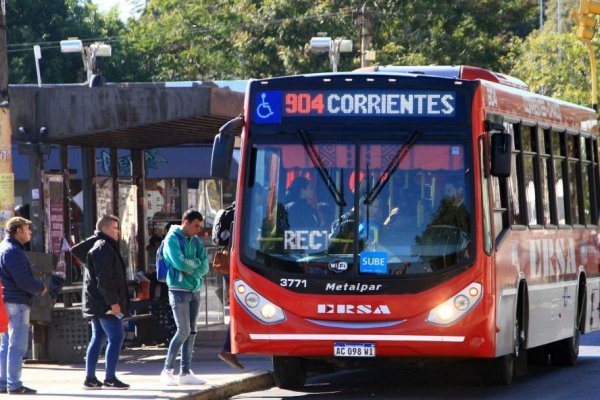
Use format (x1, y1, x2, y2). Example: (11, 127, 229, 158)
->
(0, 4, 15, 238)
(585, 40, 598, 110)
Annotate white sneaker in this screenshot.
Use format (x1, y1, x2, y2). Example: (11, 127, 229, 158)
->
(178, 370, 206, 385)
(160, 369, 178, 386)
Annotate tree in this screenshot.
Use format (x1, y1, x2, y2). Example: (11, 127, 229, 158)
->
(504, 31, 596, 106)
(5, 0, 145, 84)
(543, 0, 578, 34)
(126, 0, 539, 81)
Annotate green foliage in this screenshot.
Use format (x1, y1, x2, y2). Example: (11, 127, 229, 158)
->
(542, 0, 578, 34)
(123, 0, 540, 81)
(505, 31, 597, 106)
(5, 0, 143, 84)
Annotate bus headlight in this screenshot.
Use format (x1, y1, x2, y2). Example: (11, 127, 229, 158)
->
(234, 279, 286, 324)
(426, 282, 482, 326)
(245, 292, 260, 308)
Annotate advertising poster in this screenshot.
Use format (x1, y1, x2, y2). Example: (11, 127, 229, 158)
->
(0, 172, 14, 240)
(96, 177, 114, 217)
(42, 173, 64, 254)
(118, 183, 138, 280)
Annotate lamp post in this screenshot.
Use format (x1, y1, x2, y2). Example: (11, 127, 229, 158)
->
(33, 45, 42, 87)
(309, 36, 353, 72)
(60, 38, 112, 87)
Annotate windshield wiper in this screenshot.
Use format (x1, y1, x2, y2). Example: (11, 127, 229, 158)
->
(364, 130, 423, 205)
(297, 129, 346, 208)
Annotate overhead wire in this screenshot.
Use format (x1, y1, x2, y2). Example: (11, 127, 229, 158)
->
(6, 8, 356, 54)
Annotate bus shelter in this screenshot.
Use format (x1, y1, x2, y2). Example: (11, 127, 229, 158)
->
(8, 81, 244, 361)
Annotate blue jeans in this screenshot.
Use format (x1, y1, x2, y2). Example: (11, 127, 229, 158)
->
(85, 317, 124, 380)
(164, 290, 201, 374)
(0, 303, 31, 391)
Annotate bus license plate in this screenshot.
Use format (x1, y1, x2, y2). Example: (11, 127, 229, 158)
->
(334, 343, 375, 358)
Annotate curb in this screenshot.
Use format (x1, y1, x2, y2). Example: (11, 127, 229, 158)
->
(182, 371, 274, 400)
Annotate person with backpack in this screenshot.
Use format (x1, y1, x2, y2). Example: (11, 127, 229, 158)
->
(212, 203, 244, 370)
(159, 210, 209, 386)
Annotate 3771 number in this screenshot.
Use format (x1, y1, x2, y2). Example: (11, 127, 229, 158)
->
(285, 93, 324, 114)
(280, 278, 307, 288)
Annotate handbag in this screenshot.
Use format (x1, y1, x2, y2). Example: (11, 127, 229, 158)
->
(212, 250, 230, 275)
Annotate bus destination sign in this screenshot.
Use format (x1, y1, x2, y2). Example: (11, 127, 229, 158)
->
(252, 90, 456, 124)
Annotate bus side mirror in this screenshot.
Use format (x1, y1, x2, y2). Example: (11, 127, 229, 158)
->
(210, 116, 242, 179)
(210, 133, 235, 179)
(490, 133, 512, 177)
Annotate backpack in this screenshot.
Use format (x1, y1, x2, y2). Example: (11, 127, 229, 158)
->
(212, 203, 236, 246)
(156, 235, 186, 282)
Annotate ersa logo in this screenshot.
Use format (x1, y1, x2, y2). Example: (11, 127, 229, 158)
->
(329, 259, 348, 273)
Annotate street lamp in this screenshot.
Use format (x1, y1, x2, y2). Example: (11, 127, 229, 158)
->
(60, 38, 112, 87)
(33, 45, 42, 87)
(309, 36, 353, 72)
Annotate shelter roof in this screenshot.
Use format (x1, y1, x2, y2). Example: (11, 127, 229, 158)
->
(8, 82, 244, 150)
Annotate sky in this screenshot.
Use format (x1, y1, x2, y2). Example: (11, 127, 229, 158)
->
(92, 0, 135, 22)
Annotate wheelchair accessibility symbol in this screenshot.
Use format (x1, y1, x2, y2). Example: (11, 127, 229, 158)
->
(253, 91, 282, 123)
(256, 93, 274, 119)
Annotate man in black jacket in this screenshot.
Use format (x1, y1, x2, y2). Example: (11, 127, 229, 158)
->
(72, 215, 130, 390)
(0, 217, 46, 395)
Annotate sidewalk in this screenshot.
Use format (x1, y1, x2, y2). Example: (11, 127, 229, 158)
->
(20, 335, 274, 399)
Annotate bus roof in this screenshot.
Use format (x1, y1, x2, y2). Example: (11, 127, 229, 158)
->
(249, 66, 597, 133)
(355, 65, 529, 90)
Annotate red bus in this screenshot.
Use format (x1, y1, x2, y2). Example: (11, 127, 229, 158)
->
(211, 65, 600, 386)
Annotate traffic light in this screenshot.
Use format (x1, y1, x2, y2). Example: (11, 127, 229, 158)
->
(581, 0, 600, 14)
(572, 0, 600, 40)
(576, 12, 597, 40)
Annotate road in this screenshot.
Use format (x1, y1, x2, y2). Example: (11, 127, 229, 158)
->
(232, 330, 600, 399)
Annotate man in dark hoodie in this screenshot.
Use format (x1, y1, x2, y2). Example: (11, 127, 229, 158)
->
(0, 217, 47, 395)
(71, 215, 130, 390)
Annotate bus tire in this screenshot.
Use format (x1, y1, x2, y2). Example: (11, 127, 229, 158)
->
(550, 283, 584, 366)
(484, 354, 514, 385)
(549, 330, 579, 366)
(272, 356, 307, 389)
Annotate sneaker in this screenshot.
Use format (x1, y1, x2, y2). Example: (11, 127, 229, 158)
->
(160, 368, 178, 386)
(178, 370, 206, 385)
(218, 350, 244, 370)
(7, 385, 37, 394)
(102, 378, 129, 390)
(82, 377, 103, 390)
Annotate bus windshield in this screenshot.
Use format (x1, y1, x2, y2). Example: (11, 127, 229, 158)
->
(241, 134, 473, 277)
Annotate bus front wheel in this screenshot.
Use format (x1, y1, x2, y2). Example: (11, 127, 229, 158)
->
(272, 356, 307, 389)
(484, 354, 514, 385)
(549, 329, 580, 366)
(550, 284, 584, 366)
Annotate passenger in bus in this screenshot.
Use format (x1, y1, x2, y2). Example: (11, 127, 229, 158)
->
(413, 181, 471, 270)
(328, 197, 384, 253)
(284, 176, 321, 230)
(247, 184, 267, 248)
(382, 205, 418, 240)
(433, 182, 469, 233)
(258, 184, 289, 254)
(357, 198, 385, 245)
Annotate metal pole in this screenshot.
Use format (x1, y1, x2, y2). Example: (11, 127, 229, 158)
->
(557, 0, 561, 33)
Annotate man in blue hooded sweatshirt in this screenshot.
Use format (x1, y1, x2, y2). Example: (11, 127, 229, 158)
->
(159, 210, 209, 386)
